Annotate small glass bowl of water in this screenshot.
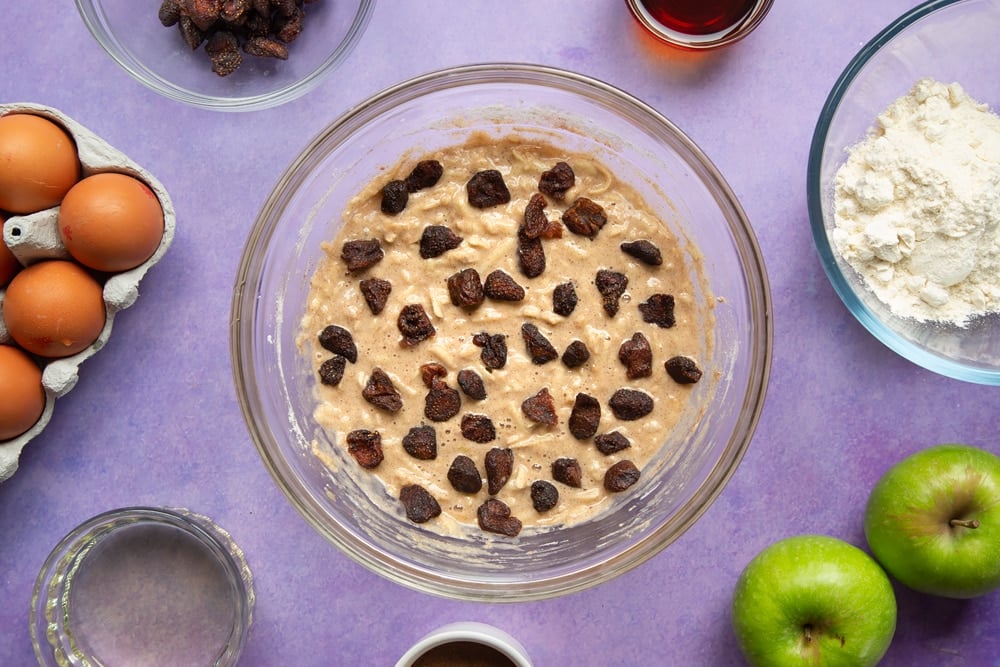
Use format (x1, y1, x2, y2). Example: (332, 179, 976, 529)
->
(31, 507, 254, 667)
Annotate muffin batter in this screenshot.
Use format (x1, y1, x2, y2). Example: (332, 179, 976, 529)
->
(300, 134, 712, 535)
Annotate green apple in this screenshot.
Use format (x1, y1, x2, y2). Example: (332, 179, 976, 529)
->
(864, 443, 1000, 598)
(731, 535, 896, 667)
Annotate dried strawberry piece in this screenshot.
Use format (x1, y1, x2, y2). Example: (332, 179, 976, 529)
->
(362, 368, 403, 412)
(205, 30, 242, 76)
(552, 282, 578, 316)
(346, 429, 383, 469)
(380, 179, 408, 215)
(608, 388, 654, 421)
(318, 325, 357, 363)
(516, 225, 546, 279)
(618, 332, 653, 380)
(568, 393, 600, 440)
(405, 159, 443, 192)
(424, 379, 461, 422)
(485, 447, 514, 495)
(561, 340, 590, 369)
(419, 362, 447, 388)
(271, 0, 297, 17)
(400, 484, 441, 523)
(272, 5, 303, 41)
(419, 225, 463, 259)
(621, 239, 663, 266)
(178, 16, 204, 50)
(447, 268, 485, 309)
(551, 457, 582, 488)
(243, 36, 289, 59)
(457, 369, 487, 400)
(467, 169, 511, 208)
(604, 460, 641, 492)
(402, 425, 437, 460)
(521, 388, 557, 426)
(461, 413, 497, 443)
(639, 294, 676, 328)
(562, 197, 607, 238)
(523, 193, 550, 240)
(483, 270, 525, 301)
(538, 161, 575, 200)
(341, 239, 384, 272)
(595, 269, 628, 317)
(530, 480, 559, 513)
(594, 431, 631, 455)
(477, 498, 522, 537)
(539, 221, 563, 239)
(473, 332, 507, 371)
(447, 455, 483, 494)
(223, 0, 249, 23)
(665, 356, 703, 384)
(159, 0, 182, 26)
(243, 9, 269, 37)
(521, 323, 558, 364)
(359, 277, 392, 315)
(397, 304, 436, 346)
(318, 356, 346, 386)
(252, 0, 271, 17)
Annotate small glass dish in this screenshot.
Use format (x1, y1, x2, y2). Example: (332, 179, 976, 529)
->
(624, 0, 773, 50)
(395, 622, 532, 667)
(75, 0, 375, 112)
(30, 507, 255, 667)
(807, 0, 1000, 384)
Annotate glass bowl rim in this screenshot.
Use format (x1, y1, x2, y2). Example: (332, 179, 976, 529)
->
(230, 62, 773, 600)
(30, 506, 255, 667)
(73, 0, 377, 112)
(806, 0, 1000, 385)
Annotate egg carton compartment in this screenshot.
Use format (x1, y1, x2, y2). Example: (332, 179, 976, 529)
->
(0, 103, 175, 482)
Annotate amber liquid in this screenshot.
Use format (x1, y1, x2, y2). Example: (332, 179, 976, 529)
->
(638, 0, 758, 36)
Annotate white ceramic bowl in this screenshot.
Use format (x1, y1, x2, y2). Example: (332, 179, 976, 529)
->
(395, 622, 531, 667)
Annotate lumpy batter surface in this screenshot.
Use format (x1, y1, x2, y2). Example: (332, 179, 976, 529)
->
(300, 135, 712, 535)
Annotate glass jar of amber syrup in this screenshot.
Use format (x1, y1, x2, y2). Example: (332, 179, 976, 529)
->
(625, 0, 773, 49)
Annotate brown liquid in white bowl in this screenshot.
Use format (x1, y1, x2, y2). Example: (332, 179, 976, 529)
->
(413, 641, 516, 667)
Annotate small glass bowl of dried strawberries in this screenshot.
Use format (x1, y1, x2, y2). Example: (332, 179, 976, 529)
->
(75, 0, 374, 111)
(232, 63, 772, 601)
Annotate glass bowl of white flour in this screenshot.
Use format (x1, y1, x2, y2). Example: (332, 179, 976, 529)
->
(808, 0, 1000, 384)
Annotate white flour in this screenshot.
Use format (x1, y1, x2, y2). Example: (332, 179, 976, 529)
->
(832, 78, 1000, 326)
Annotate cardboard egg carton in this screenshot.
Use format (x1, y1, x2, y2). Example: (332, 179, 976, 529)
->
(0, 103, 175, 482)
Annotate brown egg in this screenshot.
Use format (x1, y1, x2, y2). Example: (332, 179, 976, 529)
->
(3, 260, 106, 358)
(0, 344, 45, 441)
(0, 216, 21, 287)
(0, 113, 80, 214)
(58, 172, 165, 272)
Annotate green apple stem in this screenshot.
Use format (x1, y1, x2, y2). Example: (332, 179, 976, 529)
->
(949, 518, 980, 529)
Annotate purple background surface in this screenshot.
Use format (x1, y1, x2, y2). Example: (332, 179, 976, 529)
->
(3, 1, 1000, 665)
